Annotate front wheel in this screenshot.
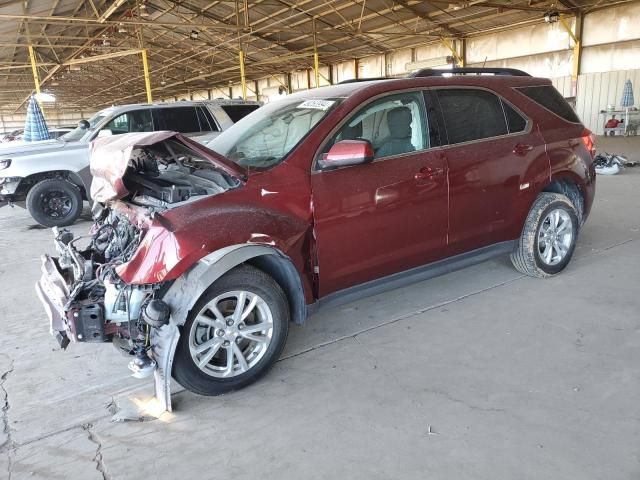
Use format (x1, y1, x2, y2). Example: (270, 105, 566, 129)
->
(172, 265, 289, 396)
(511, 192, 579, 278)
(26, 178, 83, 227)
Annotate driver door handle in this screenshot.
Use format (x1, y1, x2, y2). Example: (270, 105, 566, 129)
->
(415, 166, 445, 181)
(513, 143, 534, 156)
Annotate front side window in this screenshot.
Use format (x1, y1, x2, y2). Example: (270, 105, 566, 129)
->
(208, 97, 339, 169)
(103, 110, 153, 134)
(437, 89, 508, 145)
(61, 112, 107, 142)
(326, 91, 428, 159)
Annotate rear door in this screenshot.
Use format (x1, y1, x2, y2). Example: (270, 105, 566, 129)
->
(434, 87, 548, 255)
(152, 106, 217, 144)
(311, 90, 449, 296)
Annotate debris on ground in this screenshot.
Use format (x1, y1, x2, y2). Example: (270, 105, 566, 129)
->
(594, 152, 637, 175)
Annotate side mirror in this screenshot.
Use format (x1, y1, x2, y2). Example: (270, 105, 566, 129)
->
(319, 139, 374, 170)
(97, 129, 113, 138)
(78, 119, 90, 130)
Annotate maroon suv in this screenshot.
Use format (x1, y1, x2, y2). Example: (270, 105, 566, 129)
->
(36, 68, 596, 411)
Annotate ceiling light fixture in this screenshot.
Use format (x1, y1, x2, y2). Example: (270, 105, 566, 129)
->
(190, 30, 199, 40)
(544, 9, 560, 23)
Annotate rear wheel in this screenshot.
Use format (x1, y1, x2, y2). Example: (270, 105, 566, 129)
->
(172, 265, 289, 396)
(26, 178, 83, 227)
(510, 192, 579, 278)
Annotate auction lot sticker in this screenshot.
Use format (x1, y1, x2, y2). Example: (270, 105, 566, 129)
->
(297, 100, 335, 110)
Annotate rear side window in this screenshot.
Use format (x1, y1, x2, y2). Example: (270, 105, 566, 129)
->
(436, 89, 508, 144)
(197, 107, 219, 132)
(517, 86, 580, 123)
(502, 101, 527, 133)
(220, 104, 260, 123)
(154, 107, 201, 133)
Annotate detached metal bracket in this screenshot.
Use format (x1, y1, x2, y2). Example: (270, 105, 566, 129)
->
(151, 322, 180, 412)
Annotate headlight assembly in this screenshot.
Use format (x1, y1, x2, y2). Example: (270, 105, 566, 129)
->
(0, 159, 11, 170)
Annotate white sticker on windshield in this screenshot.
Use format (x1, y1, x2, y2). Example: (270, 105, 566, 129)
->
(297, 100, 335, 110)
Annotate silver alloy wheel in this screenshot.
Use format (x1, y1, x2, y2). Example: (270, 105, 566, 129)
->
(537, 208, 573, 266)
(189, 290, 274, 378)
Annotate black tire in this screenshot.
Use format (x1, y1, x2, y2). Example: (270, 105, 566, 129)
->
(26, 178, 83, 227)
(510, 192, 579, 278)
(173, 265, 290, 396)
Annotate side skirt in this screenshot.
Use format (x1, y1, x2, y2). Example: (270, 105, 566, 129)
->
(307, 240, 517, 317)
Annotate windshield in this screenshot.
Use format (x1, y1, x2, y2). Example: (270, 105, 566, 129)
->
(61, 111, 107, 142)
(208, 97, 340, 169)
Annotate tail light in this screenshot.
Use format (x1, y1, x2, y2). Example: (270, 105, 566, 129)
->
(581, 129, 596, 158)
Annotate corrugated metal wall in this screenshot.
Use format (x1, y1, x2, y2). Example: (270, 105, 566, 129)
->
(575, 69, 640, 134)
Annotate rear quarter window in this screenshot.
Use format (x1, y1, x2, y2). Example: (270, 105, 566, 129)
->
(221, 104, 260, 123)
(517, 85, 580, 123)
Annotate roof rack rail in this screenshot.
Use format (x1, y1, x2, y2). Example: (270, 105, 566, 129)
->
(409, 67, 531, 77)
(337, 77, 393, 84)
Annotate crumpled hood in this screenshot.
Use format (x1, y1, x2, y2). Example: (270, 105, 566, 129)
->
(90, 131, 246, 203)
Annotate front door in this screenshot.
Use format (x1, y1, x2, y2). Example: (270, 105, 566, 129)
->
(311, 91, 449, 296)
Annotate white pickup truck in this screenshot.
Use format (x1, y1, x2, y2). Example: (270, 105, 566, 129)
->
(0, 99, 260, 227)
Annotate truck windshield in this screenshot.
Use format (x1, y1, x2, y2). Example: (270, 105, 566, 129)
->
(61, 112, 107, 142)
(208, 97, 340, 169)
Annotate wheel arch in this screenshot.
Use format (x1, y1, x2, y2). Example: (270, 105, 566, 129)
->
(18, 169, 88, 199)
(541, 174, 585, 225)
(161, 244, 307, 328)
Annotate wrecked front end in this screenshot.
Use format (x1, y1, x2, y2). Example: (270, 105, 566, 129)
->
(35, 132, 245, 411)
(36, 210, 166, 370)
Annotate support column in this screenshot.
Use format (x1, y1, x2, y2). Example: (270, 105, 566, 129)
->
(559, 14, 582, 96)
(141, 49, 153, 103)
(28, 45, 41, 96)
(559, 15, 581, 80)
(28, 45, 44, 114)
(312, 17, 320, 88)
(239, 49, 247, 99)
(235, 0, 248, 100)
(440, 38, 463, 67)
(286, 72, 293, 94)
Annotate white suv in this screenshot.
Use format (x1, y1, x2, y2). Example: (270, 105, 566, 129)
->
(0, 99, 261, 227)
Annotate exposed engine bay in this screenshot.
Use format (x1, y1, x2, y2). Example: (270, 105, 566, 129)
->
(122, 138, 239, 207)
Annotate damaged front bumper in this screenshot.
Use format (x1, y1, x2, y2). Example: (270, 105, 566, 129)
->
(34, 227, 180, 412)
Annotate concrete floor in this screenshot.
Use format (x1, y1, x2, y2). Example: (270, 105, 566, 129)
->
(1, 136, 639, 479)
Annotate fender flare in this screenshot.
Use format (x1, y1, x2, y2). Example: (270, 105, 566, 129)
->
(151, 244, 307, 412)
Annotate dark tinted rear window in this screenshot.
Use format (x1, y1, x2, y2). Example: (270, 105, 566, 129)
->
(221, 104, 260, 123)
(517, 86, 580, 123)
(437, 89, 508, 144)
(502, 101, 527, 133)
(154, 107, 201, 133)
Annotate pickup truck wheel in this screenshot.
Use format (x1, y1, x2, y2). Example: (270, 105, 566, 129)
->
(173, 265, 289, 396)
(26, 178, 83, 227)
(511, 192, 579, 278)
